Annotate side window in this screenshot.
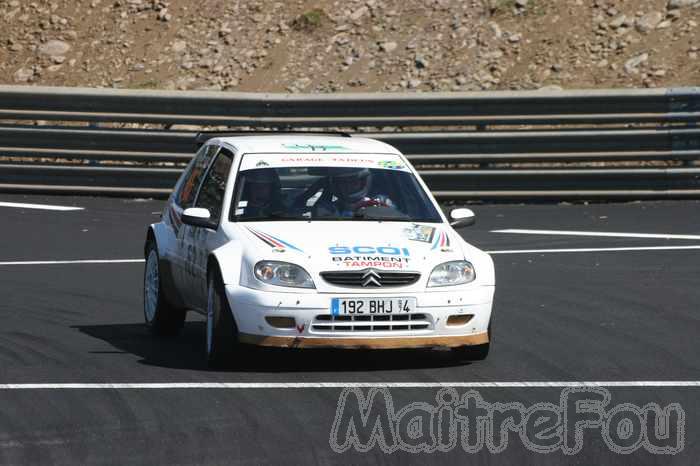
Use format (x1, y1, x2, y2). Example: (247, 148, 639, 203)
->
(175, 144, 219, 208)
(194, 148, 234, 224)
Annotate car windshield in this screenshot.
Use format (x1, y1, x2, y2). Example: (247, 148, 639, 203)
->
(230, 155, 442, 223)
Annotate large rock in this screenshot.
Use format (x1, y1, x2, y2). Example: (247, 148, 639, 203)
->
(171, 40, 187, 53)
(38, 40, 71, 57)
(13, 67, 34, 82)
(538, 85, 564, 91)
(350, 6, 368, 21)
(609, 14, 629, 29)
(379, 41, 397, 53)
(624, 53, 649, 73)
(635, 12, 664, 33)
(667, 0, 700, 8)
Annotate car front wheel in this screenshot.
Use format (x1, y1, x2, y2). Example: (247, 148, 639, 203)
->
(144, 241, 185, 336)
(205, 267, 239, 368)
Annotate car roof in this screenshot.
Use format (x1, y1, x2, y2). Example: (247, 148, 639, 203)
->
(208, 135, 402, 156)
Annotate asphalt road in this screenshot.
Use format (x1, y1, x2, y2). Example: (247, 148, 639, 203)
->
(0, 194, 698, 465)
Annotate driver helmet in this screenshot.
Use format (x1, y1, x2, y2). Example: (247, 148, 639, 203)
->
(245, 169, 281, 208)
(330, 167, 371, 204)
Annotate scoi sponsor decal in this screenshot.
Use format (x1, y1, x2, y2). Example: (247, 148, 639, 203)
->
(331, 256, 410, 269)
(329, 246, 410, 256)
(329, 246, 411, 269)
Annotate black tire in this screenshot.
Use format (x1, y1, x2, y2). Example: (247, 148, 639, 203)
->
(205, 267, 239, 368)
(452, 321, 491, 362)
(143, 240, 186, 336)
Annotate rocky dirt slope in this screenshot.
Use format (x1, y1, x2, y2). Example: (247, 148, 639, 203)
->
(0, 0, 698, 93)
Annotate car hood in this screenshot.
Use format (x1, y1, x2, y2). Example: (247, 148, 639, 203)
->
(233, 221, 473, 273)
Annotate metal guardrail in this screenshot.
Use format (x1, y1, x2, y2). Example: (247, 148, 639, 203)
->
(0, 85, 698, 201)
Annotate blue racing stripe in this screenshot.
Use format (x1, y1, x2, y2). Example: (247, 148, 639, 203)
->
(267, 233, 304, 253)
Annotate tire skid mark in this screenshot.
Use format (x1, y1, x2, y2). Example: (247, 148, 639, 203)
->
(0, 342, 30, 365)
(0, 391, 233, 465)
(0, 332, 73, 366)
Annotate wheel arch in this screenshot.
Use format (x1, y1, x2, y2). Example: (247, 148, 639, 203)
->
(207, 241, 244, 286)
(145, 222, 173, 257)
(145, 226, 157, 256)
(206, 254, 222, 281)
(206, 251, 243, 330)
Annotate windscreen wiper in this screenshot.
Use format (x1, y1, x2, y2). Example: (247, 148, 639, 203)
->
(353, 206, 411, 221)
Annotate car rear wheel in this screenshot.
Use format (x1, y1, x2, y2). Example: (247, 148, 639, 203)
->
(144, 241, 185, 336)
(452, 321, 491, 362)
(206, 268, 239, 368)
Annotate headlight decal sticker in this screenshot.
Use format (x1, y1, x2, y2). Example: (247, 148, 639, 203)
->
(431, 231, 451, 250)
(167, 205, 182, 235)
(246, 227, 304, 253)
(403, 224, 436, 243)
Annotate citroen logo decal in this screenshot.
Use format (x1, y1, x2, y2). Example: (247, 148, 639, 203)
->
(361, 269, 382, 287)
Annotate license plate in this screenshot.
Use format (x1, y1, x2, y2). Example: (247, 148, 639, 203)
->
(330, 297, 416, 316)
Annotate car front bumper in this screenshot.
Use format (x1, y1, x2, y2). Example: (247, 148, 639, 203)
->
(225, 284, 494, 349)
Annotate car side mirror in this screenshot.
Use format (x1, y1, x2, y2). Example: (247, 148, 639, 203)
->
(449, 208, 476, 228)
(182, 207, 216, 229)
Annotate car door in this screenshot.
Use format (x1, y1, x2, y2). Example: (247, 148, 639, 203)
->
(171, 144, 220, 302)
(182, 147, 234, 309)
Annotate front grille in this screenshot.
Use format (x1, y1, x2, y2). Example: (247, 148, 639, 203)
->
(321, 269, 420, 288)
(311, 313, 431, 333)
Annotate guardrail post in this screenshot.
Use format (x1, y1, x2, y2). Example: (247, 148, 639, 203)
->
(667, 87, 699, 167)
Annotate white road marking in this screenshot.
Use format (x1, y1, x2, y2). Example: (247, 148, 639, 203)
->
(0, 259, 144, 266)
(0, 381, 698, 390)
(492, 229, 700, 241)
(0, 438, 68, 449)
(0, 201, 83, 211)
(487, 245, 700, 255)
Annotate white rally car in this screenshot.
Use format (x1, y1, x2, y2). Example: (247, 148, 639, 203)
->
(144, 133, 495, 366)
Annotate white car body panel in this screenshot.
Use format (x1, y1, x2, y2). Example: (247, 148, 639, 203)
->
(148, 135, 495, 349)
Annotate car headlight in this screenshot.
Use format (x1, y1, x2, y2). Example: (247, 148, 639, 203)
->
(427, 261, 475, 287)
(254, 261, 315, 289)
